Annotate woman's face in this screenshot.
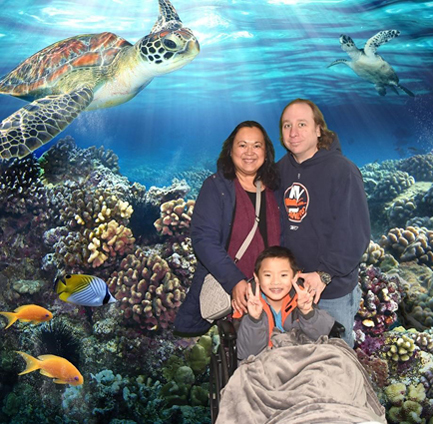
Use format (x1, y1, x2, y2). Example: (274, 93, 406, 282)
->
(231, 126, 266, 179)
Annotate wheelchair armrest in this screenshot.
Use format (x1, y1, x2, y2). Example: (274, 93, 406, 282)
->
(217, 319, 237, 342)
(328, 321, 345, 338)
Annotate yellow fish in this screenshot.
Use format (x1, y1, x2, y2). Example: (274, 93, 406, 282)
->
(16, 351, 83, 385)
(54, 274, 116, 307)
(0, 304, 53, 329)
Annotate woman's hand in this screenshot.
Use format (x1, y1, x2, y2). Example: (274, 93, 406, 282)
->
(298, 272, 326, 304)
(246, 281, 263, 320)
(231, 279, 249, 315)
(293, 280, 314, 315)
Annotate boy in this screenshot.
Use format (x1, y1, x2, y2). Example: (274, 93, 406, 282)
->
(235, 245, 336, 361)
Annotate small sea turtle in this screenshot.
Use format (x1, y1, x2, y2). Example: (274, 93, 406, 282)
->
(0, 0, 199, 160)
(328, 30, 414, 97)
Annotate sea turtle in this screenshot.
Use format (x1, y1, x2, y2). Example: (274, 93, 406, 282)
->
(327, 30, 414, 97)
(0, 0, 199, 160)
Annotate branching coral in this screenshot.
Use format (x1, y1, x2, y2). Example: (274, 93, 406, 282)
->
(48, 182, 133, 229)
(386, 196, 418, 228)
(107, 248, 186, 330)
(397, 153, 433, 183)
(87, 220, 135, 268)
(412, 332, 433, 354)
(370, 171, 415, 202)
(384, 382, 429, 424)
(380, 226, 433, 266)
(362, 241, 385, 266)
(384, 334, 417, 362)
(154, 199, 195, 237)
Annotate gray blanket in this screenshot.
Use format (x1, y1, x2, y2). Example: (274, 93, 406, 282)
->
(216, 330, 386, 424)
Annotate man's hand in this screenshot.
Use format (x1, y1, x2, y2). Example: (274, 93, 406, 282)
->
(298, 272, 327, 304)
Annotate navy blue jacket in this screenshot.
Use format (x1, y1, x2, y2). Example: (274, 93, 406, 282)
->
(174, 171, 247, 335)
(276, 137, 370, 299)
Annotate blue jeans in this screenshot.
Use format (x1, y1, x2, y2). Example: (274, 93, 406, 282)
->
(318, 284, 362, 348)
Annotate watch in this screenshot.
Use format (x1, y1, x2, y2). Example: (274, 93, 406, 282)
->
(317, 271, 332, 285)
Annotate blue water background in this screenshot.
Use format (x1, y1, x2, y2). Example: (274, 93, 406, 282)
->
(0, 0, 432, 187)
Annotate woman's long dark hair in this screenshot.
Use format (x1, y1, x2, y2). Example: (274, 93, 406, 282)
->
(217, 121, 279, 191)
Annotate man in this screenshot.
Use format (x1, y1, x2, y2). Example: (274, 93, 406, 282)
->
(277, 98, 370, 347)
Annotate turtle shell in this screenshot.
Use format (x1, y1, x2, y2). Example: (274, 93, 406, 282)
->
(0, 32, 132, 97)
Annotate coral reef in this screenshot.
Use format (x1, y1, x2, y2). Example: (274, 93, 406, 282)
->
(4, 133, 433, 423)
(356, 265, 404, 339)
(38, 136, 120, 184)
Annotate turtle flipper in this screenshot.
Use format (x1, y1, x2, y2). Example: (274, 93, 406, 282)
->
(0, 87, 93, 160)
(151, 0, 182, 34)
(396, 83, 415, 97)
(375, 84, 387, 96)
(327, 59, 349, 68)
(364, 30, 400, 57)
(339, 34, 362, 61)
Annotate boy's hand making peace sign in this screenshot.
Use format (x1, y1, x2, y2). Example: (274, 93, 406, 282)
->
(246, 282, 263, 320)
(293, 280, 314, 315)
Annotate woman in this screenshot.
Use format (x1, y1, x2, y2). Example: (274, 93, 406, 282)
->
(174, 121, 280, 335)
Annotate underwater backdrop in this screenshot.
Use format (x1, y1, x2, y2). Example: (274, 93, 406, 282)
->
(0, 0, 433, 423)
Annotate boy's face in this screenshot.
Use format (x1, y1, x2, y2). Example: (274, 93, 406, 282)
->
(254, 257, 298, 304)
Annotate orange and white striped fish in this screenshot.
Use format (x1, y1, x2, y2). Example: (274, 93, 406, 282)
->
(16, 351, 83, 386)
(0, 304, 53, 329)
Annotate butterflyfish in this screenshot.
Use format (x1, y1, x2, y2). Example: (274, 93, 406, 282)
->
(16, 351, 83, 385)
(54, 274, 116, 307)
(0, 304, 53, 329)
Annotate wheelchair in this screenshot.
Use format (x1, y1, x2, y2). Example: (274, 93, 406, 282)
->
(208, 318, 345, 424)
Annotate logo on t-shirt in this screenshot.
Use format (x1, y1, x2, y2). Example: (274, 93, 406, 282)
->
(283, 183, 309, 223)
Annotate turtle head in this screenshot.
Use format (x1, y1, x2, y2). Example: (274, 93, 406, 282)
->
(136, 0, 199, 74)
(136, 27, 199, 74)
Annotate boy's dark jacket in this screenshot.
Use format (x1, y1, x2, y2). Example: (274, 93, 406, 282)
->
(276, 137, 370, 299)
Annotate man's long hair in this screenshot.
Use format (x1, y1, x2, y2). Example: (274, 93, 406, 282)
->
(279, 98, 335, 151)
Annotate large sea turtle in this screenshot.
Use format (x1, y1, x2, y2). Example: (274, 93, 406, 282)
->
(327, 30, 414, 97)
(0, 0, 199, 160)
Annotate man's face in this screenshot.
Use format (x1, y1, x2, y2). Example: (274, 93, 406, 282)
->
(281, 102, 321, 163)
(254, 257, 298, 311)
